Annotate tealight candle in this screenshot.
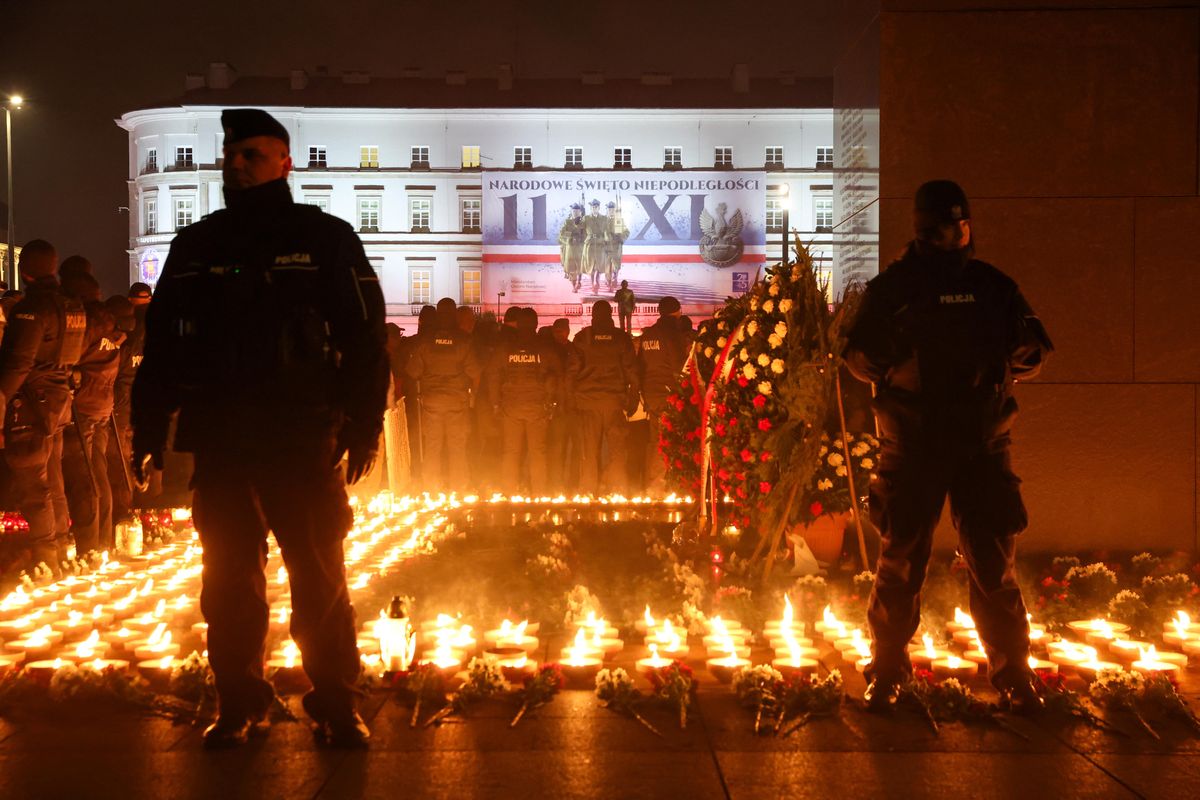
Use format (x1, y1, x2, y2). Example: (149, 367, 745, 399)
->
(635, 644, 674, 677)
(1070, 658, 1122, 681)
(952, 629, 983, 649)
(962, 649, 990, 667)
(136, 655, 182, 688)
(1131, 646, 1183, 677)
(419, 641, 464, 676)
(25, 657, 69, 683)
(61, 631, 111, 663)
(101, 627, 140, 652)
(1183, 639, 1200, 657)
(266, 646, 310, 692)
(1164, 611, 1200, 636)
(488, 648, 534, 682)
(1027, 655, 1058, 674)
(706, 641, 751, 659)
(5, 627, 64, 662)
(706, 652, 751, 683)
(763, 595, 805, 639)
(833, 629, 870, 653)
(559, 632, 602, 686)
(814, 606, 848, 640)
(932, 656, 979, 680)
(483, 620, 539, 652)
(635, 606, 661, 634)
(0, 654, 19, 676)
(908, 635, 952, 669)
(945, 607, 975, 634)
(703, 616, 746, 637)
(1066, 619, 1129, 637)
(1105, 638, 1155, 663)
(771, 654, 819, 677)
(78, 658, 130, 673)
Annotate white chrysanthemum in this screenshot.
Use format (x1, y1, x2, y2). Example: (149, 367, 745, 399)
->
(763, 299, 775, 314)
(739, 348, 750, 362)
(774, 321, 787, 338)
(717, 336, 727, 348)
(819, 446, 828, 456)
(757, 353, 770, 367)
(718, 321, 727, 331)
(743, 364, 757, 380)
(828, 452, 845, 467)
(768, 333, 782, 349)
(704, 347, 714, 358)
(771, 358, 785, 374)
(836, 466, 847, 477)
(860, 458, 875, 470)
(746, 320, 758, 337)
(768, 283, 780, 296)
(758, 381, 772, 395)
(750, 298, 759, 311)
(851, 443, 869, 457)
(779, 299, 794, 314)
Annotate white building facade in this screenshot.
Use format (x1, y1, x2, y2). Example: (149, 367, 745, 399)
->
(118, 105, 834, 326)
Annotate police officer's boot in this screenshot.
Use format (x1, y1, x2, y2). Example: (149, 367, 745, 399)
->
(998, 674, 1045, 716)
(30, 542, 61, 580)
(302, 692, 370, 749)
(863, 675, 903, 712)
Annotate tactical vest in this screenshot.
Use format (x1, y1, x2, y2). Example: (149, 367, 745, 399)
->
(54, 294, 88, 367)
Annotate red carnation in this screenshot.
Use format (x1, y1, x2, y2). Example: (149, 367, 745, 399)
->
(664, 419, 674, 432)
(736, 487, 747, 499)
(675, 459, 684, 468)
(737, 377, 749, 387)
(715, 424, 727, 437)
(740, 449, 754, 463)
(759, 481, 772, 494)
(753, 395, 766, 410)
(757, 418, 772, 431)
(728, 418, 737, 428)
(721, 446, 730, 457)
(810, 501, 823, 517)
(759, 452, 771, 462)
(718, 468, 730, 481)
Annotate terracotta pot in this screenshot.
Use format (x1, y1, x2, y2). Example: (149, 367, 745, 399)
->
(797, 512, 850, 564)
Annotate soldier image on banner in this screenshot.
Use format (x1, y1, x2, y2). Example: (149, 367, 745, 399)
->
(605, 200, 629, 289)
(582, 199, 609, 294)
(557, 203, 586, 293)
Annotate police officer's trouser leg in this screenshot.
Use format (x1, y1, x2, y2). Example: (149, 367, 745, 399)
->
(107, 422, 133, 525)
(48, 427, 71, 560)
(949, 451, 1031, 688)
(865, 461, 947, 681)
(644, 404, 667, 493)
(526, 414, 548, 494)
(546, 412, 570, 492)
(62, 417, 100, 555)
(600, 408, 629, 494)
(577, 409, 603, 494)
(90, 418, 113, 551)
(444, 408, 470, 491)
(193, 473, 274, 718)
(500, 413, 526, 494)
(421, 408, 447, 490)
(6, 431, 59, 566)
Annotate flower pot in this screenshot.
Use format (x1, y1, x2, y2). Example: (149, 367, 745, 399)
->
(795, 512, 849, 564)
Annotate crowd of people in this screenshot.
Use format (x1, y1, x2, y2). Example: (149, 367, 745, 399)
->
(0, 240, 154, 577)
(390, 294, 694, 499)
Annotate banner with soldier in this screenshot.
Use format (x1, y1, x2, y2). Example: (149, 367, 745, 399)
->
(482, 171, 766, 308)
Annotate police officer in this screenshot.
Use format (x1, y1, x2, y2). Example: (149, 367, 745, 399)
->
(0, 240, 87, 575)
(843, 180, 1053, 713)
(544, 318, 579, 492)
(105, 295, 140, 531)
(405, 297, 480, 491)
(61, 273, 123, 557)
(570, 300, 638, 494)
(637, 296, 688, 494)
(487, 308, 560, 495)
(131, 109, 388, 748)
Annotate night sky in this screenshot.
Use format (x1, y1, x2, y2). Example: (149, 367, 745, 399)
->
(0, 0, 836, 294)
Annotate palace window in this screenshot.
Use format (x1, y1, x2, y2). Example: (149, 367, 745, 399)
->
(462, 145, 480, 169)
(174, 147, 194, 169)
(410, 197, 432, 232)
(514, 146, 532, 169)
(564, 147, 583, 168)
(461, 198, 481, 232)
(765, 197, 783, 232)
(461, 268, 482, 305)
(358, 197, 381, 232)
(765, 146, 784, 168)
(143, 196, 157, 235)
(410, 269, 432, 305)
(308, 146, 327, 168)
(663, 147, 682, 169)
(411, 145, 430, 168)
(814, 195, 833, 232)
(144, 148, 157, 174)
(714, 146, 733, 168)
(306, 195, 330, 213)
(360, 145, 379, 168)
(613, 147, 632, 169)
(816, 146, 834, 168)
(174, 197, 194, 230)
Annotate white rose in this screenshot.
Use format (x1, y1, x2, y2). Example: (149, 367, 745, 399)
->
(819, 446, 828, 456)
(750, 299, 758, 311)
(769, 284, 780, 296)
(771, 358, 785, 374)
(836, 466, 847, 477)
(739, 348, 750, 362)
(768, 333, 782, 349)
(704, 347, 714, 358)
(743, 364, 757, 379)
(828, 453, 844, 467)
(747, 320, 758, 336)
(851, 443, 869, 457)
(774, 322, 787, 338)
(758, 381, 772, 396)
(860, 458, 874, 470)
(717, 337, 727, 348)
(763, 300, 775, 314)
(779, 299, 794, 314)
(757, 353, 770, 367)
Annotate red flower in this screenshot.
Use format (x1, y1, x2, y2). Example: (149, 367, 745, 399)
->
(737, 377, 749, 387)
(810, 501, 823, 517)
(675, 459, 684, 468)
(759, 452, 771, 462)
(721, 446, 730, 457)
(664, 419, 674, 432)
(736, 487, 747, 499)
(715, 424, 727, 437)
(759, 481, 772, 494)
(740, 449, 754, 463)
(718, 469, 730, 481)
(728, 418, 737, 428)
(752, 395, 766, 410)
(757, 418, 772, 431)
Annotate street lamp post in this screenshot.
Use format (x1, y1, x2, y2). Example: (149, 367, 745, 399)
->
(778, 182, 791, 266)
(4, 95, 22, 287)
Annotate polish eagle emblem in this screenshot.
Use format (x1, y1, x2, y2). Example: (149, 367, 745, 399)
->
(698, 203, 745, 267)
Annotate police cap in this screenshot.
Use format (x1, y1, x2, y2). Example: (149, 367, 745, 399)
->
(914, 180, 970, 224)
(221, 108, 290, 150)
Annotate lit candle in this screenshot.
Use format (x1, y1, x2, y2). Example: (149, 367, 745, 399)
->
(771, 630, 819, 677)
(1066, 619, 1129, 637)
(5, 625, 64, 662)
(1027, 654, 1058, 674)
(489, 648, 533, 682)
(61, 630, 111, 663)
(559, 628, 602, 686)
(132, 628, 180, 661)
(763, 594, 804, 639)
(814, 606, 848, 642)
(1131, 645, 1183, 677)
(842, 632, 873, 665)
(24, 657, 69, 683)
(705, 642, 751, 683)
(931, 655, 979, 680)
(635, 605, 658, 634)
(703, 617, 749, 651)
(136, 655, 182, 687)
(1105, 637, 1156, 663)
(483, 620, 540, 653)
(908, 634, 952, 669)
(420, 640, 464, 676)
(1163, 610, 1200, 647)
(635, 643, 674, 676)
(0, 653, 20, 675)
(946, 607, 975, 634)
(644, 619, 688, 659)
(266, 641, 310, 691)
(101, 626, 140, 652)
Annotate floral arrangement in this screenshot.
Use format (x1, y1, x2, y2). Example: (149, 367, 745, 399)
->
(900, 670, 1028, 741)
(1090, 667, 1200, 739)
(594, 668, 663, 737)
(1034, 670, 1122, 734)
(424, 657, 507, 727)
(802, 432, 879, 525)
(1032, 555, 1199, 631)
(731, 665, 844, 736)
(403, 662, 449, 728)
(647, 661, 695, 729)
(511, 663, 564, 727)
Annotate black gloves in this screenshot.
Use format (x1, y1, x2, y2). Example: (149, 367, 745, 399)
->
(131, 447, 164, 492)
(334, 420, 380, 486)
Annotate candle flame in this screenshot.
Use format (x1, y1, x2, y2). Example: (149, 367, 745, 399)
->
(153, 599, 166, 617)
(947, 655, 962, 669)
(643, 605, 656, 628)
(954, 607, 975, 629)
(782, 594, 793, 628)
(922, 634, 935, 658)
(158, 655, 173, 669)
(1174, 610, 1192, 639)
(147, 623, 167, 645)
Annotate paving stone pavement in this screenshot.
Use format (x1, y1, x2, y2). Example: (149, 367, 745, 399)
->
(1, 644, 1198, 799)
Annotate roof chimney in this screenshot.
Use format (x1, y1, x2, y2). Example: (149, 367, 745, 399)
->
(445, 70, 467, 86)
(184, 73, 205, 91)
(498, 64, 513, 91)
(290, 69, 309, 90)
(731, 64, 750, 93)
(207, 62, 238, 90)
(581, 71, 605, 86)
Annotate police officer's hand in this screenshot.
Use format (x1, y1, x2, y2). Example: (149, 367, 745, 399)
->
(131, 448, 164, 493)
(344, 443, 378, 486)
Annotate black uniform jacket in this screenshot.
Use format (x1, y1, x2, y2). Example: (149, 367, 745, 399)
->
(404, 323, 481, 411)
(843, 242, 1053, 448)
(131, 178, 389, 454)
(485, 330, 561, 413)
(637, 316, 688, 410)
(569, 320, 637, 413)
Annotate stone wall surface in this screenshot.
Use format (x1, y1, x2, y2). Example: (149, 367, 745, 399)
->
(864, 2, 1200, 552)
